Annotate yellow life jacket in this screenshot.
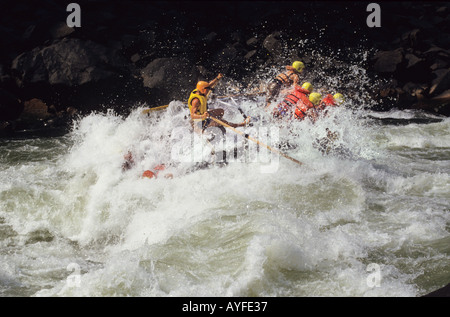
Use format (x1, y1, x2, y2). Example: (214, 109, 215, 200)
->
(188, 89, 207, 120)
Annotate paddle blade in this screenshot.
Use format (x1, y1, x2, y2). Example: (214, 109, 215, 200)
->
(141, 104, 170, 114)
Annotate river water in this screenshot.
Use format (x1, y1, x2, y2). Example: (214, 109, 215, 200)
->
(0, 93, 449, 297)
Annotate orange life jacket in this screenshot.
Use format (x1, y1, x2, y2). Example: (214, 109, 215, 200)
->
(294, 95, 314, 120)
(275, 69, 300, 87)
(274, 86, 310, 118)
(317, 94, 336, 111)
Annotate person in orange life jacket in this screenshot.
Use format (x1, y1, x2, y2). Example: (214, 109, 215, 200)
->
(314, 93, 345, 155)
(316, 93, 345, 113)
(319, 93, 344, 142)
(142, 163, 173, 179)
(272, 82, 313, 119)
(265, 61, 305, 109)
(293, 90, 321, 122)
(188, 74, 250, 134)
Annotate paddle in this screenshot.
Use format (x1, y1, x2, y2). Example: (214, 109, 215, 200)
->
(216, 99, 248, 120)
(208, 116, 303, 166)
(141, 91, 265, 115)
(229, 97, 248, 119)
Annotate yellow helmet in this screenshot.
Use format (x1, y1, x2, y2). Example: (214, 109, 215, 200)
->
(309, 92, 322, 105)
(333, 93, 344, 104)
(196, 81, 210, 95)
(292, 61, 304, 72)
(302, 82, 313, 93)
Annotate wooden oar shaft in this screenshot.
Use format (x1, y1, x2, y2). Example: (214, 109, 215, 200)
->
(209, 116, 303, 166)
(142, 91, 266, 114)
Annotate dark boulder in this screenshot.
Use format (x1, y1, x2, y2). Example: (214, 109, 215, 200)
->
(404, 53, 423, 69)
(10, 37, 143, 114)
(401, 29, 424, 49)
(373, 49, 404, 73)
(20, 98, 51, 121)
(141, 57, 202, 104)
(0, 88, 22, 121)
(11, 38, 129, 87)
(429, 68, 450, 96)
(263, 32, 285, 62)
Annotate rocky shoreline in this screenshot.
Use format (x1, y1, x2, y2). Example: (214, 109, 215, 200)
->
(0, 1, 449, 137)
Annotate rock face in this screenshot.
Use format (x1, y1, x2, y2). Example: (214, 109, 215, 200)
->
(11, 38, 126, 87)
(373, 49, 404, 73)
(141, 57, 202, 103)
(367, 3, 450, 116)
(1, 1, 450, 136)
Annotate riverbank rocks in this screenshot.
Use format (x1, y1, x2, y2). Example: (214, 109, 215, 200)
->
(373, 49, 404, 73)
(21, 98, 51, 120)
(0, 88, 22, 121)
(1, 1, 450, 136)
(141, 57, 201, 103)
(367, 3, 450, 117)
(11, 38, 127, 87)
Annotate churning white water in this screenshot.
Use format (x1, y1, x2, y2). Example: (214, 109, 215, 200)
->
(1, 93, 449, 297)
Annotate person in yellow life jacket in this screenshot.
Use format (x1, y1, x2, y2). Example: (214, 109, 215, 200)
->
(265, 61, 305, 109)
(188, 74, 250, 133)
(272, 82, 313, 119)
(293, 91, 321, 121)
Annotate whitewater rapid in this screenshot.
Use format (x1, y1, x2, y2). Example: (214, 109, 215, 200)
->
(1, 96, 449, 297)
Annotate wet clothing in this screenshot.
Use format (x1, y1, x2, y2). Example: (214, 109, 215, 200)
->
(317, 94, 336, 111)
(275, 69, 301, 87)
(274, 86, 311, 119)
(202, 117, 212, 130)
(294, 96, 315, 120)
(188, 89, 208, 120)
(266, 66, 302, 104)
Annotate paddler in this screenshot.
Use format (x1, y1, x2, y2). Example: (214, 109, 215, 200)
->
(265, 61, 305, 109)
(313, 93, 347, 156)
(316, 93, 345, 113)
(272, 82, 313, 119)
(294, 91, 322, 122)
(188, 73, 250, 134)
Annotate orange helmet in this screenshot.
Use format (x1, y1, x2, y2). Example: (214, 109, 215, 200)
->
(196, 81, 210, 94)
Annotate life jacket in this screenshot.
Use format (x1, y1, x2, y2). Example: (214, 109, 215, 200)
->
(142, 164, 166, 179)
(188, 89, 207, 120)
(294, 95, 314, 120)
(275, 67, 300, 87)
(317, 94, 336, 111)
(274, 86, 310, 118)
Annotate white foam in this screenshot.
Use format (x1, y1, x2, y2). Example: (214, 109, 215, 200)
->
(1, 84, 449, 297)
